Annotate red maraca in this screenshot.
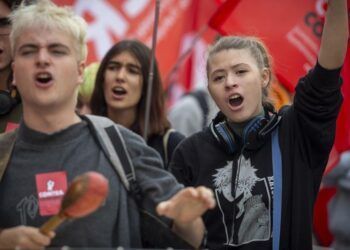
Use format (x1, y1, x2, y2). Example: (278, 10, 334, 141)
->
(40, 171, 109, 235)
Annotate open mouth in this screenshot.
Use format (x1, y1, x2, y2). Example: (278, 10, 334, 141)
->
(229, 94, 244, 107)
(112, 86, 127, 96)
(36, 72, 53, 84)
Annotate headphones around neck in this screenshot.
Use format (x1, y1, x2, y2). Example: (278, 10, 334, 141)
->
(0, 88, 20, 116)
(210, 111, 281, 154)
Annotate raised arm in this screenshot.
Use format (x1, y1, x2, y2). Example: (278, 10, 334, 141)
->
(318, 0, 349, 69)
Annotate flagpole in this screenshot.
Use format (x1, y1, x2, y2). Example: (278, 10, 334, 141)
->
(143, 0, 161, 140)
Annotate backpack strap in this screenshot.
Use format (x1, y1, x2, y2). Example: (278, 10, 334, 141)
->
(186, 90, 209, 128)
(162, 128, 175, 167)
(83, 115, 131, 190)
(83, 115, 200, 249)
(104, 126, 143, 203)
(83, 115, 142, 202)
(101, 126, 193, 249)
(0, 130, 17, 182)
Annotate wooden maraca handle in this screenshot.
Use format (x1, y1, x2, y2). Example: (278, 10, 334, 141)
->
(40, 214, 66, 235)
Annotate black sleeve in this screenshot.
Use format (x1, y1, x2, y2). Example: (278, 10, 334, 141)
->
(292, 61, 343, 169)
(118, 126, 183, 207)
(166, 131, 185, 169)
(169, 138, 197, 186)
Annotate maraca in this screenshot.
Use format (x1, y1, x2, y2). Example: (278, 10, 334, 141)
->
(40, 171, 109, 235)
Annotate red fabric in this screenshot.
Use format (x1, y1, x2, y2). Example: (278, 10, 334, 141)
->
(53, 0, 219, 91)
(208, 0, 323, 93)
(208, 0, 241, 35)
(5, 122, 19, 132)
(336, 49, 350, 153)
(313, 187, 337, 246)
(313, 147, 340, 246)
(35, 171, 67, 216)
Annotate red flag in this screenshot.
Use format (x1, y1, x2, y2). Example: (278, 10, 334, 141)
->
(208, 0, 324, 93)
(208, 0, 241, 35)
(53, 0, 219, 92)
(336, 50, 350, 153)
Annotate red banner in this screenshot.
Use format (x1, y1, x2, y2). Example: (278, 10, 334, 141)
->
(53, 0, 219, 93)
(210, 0, 327, 93)
(336, 50, 350, 153)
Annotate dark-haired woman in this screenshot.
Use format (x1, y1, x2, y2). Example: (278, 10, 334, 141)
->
(90, 39, 184, 169)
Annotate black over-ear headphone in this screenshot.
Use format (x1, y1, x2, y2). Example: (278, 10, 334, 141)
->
(0, 89, 20, 116)
(210, 111, 281, 154)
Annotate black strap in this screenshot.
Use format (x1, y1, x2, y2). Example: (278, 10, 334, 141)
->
(186, 90, 209, 128)
(0, 90, 19, 116)
(104, 125, 193, 249)
(104, 126, 143, 204)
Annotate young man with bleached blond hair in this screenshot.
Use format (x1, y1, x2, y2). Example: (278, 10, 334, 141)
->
(0, 0, 215, 248)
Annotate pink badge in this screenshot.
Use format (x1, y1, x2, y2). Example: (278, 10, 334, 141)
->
(5, 122, 19, 132)
(35, 171, 67, 216)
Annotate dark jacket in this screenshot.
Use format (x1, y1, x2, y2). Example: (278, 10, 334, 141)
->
(170, 62, 343, 250)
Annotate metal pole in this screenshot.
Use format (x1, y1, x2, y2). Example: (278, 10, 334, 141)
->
(143, 0, 160, 140)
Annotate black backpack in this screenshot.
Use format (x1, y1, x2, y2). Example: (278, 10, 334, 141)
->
(83, 115, 193, 249)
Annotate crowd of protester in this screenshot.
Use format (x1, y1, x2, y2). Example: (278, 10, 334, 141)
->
(0, 0, 348, 249)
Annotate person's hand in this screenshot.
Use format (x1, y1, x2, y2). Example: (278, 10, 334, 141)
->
(0, 226, 55, 249)
(156, 186, 215, 224)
